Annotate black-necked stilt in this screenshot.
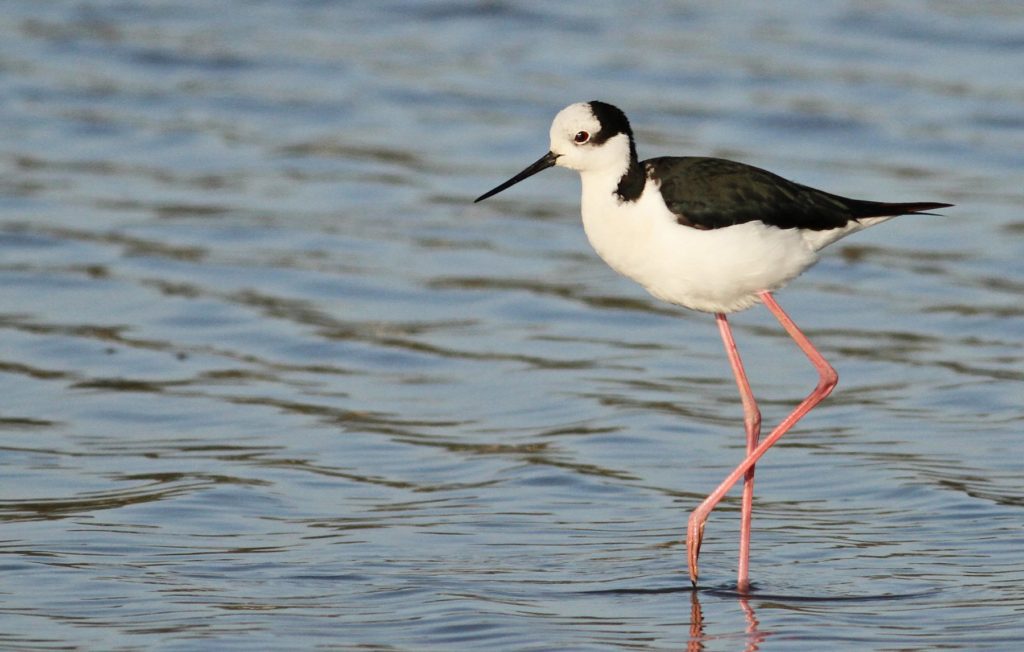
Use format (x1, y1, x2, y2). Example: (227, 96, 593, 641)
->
(475, 101, 952, 591)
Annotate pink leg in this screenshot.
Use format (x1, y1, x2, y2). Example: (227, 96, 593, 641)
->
(688, 291, 838, 588)
(716, 313, 762, 592)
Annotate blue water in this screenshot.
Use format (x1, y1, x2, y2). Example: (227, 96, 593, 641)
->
(1, 2, 1022, 650)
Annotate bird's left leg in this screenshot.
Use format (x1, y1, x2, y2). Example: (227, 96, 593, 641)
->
(718, 313, 762, 592)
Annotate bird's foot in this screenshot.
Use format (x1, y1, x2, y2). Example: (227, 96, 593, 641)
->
(687, 511, 707, 586)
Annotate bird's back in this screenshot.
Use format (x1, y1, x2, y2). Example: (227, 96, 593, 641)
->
(646, 156, 950, 233)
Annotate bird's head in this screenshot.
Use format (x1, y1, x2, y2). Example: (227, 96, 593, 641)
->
(475, 101, 636, 202)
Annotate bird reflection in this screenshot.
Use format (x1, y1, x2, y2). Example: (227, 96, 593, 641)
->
(739, 595, 767, 650)
(687, 591, 703, 651)
(687, 590, 767, 651)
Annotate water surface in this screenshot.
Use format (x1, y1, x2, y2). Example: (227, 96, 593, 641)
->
(1, 2, 1023, 650)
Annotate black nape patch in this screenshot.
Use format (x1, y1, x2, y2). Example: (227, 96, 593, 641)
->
(588, 101, 633, 143)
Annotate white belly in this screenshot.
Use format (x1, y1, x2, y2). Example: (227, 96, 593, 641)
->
(579, 183, 821, 314)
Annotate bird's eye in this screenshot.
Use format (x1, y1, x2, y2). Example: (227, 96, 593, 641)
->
(574, 131, 590, 144)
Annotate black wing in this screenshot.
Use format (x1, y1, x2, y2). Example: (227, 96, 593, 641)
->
(646, 157, 951, 231)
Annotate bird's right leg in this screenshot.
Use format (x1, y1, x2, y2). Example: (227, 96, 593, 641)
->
(686, 314, 762, 590)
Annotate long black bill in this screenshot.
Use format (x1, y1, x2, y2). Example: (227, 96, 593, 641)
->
(474, 151, 559, 203)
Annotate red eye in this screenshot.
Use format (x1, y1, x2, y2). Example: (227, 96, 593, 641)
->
(574, 131, 590, 144)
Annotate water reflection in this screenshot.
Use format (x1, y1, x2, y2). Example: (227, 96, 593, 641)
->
(739, 597, 767, 651)
(688, 591, 768, 652)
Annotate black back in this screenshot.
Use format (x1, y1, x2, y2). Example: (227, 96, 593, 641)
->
(646, 156, 951, 231)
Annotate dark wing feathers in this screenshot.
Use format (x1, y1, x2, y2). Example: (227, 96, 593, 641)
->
(646, 157, 951, 231)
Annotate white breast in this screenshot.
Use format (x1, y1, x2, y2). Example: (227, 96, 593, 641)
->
(578, 175, 821, 314)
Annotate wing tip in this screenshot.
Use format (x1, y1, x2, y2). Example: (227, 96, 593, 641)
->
(904, 201, 954, 216)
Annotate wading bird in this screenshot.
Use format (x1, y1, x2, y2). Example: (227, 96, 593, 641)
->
(475, 101, 950, 590)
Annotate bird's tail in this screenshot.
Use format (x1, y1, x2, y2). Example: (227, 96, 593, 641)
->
(852, 201, 953, 218)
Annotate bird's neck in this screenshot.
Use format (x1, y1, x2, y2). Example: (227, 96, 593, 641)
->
(580, 137, 645, 205)
(614, 153, 645, 202)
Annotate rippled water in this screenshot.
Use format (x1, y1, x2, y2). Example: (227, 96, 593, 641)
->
(1, 1, 1023, 650)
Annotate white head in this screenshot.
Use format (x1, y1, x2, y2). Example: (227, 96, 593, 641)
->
(475, 101, 637, 202)
(548, 101, 635, 173)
